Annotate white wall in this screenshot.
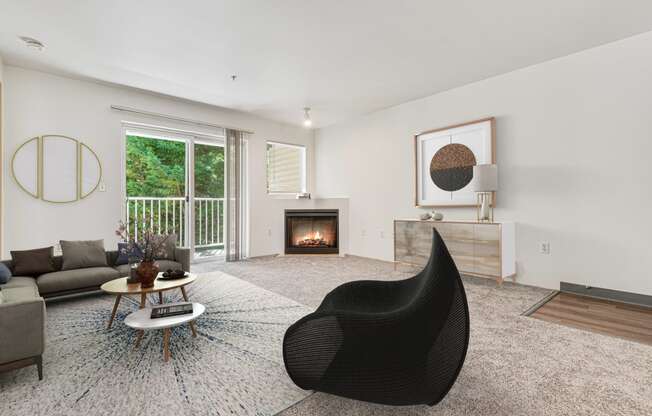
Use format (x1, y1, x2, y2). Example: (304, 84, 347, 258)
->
(2, 67, 314, 258)
(315, 31, 652, 295)
(0, 55, 4, 255)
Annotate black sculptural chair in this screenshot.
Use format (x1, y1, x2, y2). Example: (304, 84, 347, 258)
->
(283, 229, 470, 406)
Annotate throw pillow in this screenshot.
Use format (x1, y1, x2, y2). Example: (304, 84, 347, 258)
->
(10, 247, 56, 276)
(60, 240, 108, 270)
(115, 242, 144, 265)
(0, 263, 11, 284)
(155, 234, 177, 260)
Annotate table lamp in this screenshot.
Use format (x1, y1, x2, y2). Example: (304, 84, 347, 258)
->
(471, 164, 497, 222)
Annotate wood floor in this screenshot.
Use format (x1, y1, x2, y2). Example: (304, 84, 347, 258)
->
(531, 292, 652, 346)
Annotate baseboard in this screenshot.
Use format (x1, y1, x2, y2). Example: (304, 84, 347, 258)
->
(560, 282, 652, 308)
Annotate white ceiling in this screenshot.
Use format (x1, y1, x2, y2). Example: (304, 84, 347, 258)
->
(2, 1, 652, 128)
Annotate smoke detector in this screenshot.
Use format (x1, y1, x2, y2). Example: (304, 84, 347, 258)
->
(19, 36, 45, 51)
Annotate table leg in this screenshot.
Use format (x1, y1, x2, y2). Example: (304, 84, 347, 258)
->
(134, 330, 143, 349)
(138, 293, 147, 341)
(107, 294, 122, 329)
(163, 328, 171, 362)
(158, 291, 163, 304)
(180, 286, 197, 336)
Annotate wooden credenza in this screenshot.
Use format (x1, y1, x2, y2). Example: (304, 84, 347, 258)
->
(394, 219, 515, 283)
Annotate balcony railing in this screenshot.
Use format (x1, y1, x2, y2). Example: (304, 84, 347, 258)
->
(125, 197, 225, 248)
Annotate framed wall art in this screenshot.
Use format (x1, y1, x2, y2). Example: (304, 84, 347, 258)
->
(414, 117, 495, 207)
(11, 135, 102, 203)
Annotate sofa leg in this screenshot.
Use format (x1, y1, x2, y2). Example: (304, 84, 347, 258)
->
(35, 355, 43, 380)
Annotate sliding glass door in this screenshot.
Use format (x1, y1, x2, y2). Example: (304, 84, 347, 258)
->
(123, 128, 225, 260)
(192, 141, 225, 258)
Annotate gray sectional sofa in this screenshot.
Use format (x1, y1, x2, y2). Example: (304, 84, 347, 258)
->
(0, 247, 190, 380)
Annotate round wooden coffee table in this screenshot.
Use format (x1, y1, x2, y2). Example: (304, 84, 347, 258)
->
(125, 302, 205, 362)
(100, 273, 197, 329)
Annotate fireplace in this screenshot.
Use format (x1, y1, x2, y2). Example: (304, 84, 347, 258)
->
(285, 209, 339, 254)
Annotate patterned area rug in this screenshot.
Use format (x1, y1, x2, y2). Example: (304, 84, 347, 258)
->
(0, 272, 313, 416)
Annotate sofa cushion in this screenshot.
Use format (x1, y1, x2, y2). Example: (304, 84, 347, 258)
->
(155, 260, 183, 273)
(0, 276, 38, 290)
(155, 234, 177, 260)
(114, 264, 132, 277)
(37, 267, 120, 295)
(0, 263, 11, 284)
(115, 242, 129, 265)
(60, 240, 108, 270)
(1, 285, 40, 302)
(10, 246, 55, 276)
(115, 242, 144, 265)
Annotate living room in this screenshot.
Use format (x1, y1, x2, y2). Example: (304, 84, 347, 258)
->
(0, 2, 650, 416)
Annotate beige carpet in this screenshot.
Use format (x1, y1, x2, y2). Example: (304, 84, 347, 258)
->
(213, 255, 652, 416)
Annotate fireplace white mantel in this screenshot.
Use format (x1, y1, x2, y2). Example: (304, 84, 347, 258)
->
(270, 198, 349, 257)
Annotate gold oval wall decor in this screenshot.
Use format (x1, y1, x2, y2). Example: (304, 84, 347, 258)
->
(11, 135, 102, 203)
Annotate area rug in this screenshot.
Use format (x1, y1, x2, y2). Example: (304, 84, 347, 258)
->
(0, 272, 313, 416)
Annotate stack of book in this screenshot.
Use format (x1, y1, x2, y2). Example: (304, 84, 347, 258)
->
(151, 302, 193, 319)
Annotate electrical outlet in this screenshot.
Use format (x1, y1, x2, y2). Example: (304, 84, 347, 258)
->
(99, 181, 106, 192)
(539, 241, 550, 255)
(380, 231, 385, 239)
(267, 229, 272, 237)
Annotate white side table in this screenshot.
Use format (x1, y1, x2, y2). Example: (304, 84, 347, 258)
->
(124, 302, 205, 362)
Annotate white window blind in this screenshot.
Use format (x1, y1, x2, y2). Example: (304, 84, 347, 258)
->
(266, 141, 306, 194)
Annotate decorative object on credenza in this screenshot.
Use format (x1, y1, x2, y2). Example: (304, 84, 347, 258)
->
(414, 118, 495, 207)
(431, 211, 444, 221)
(471, 164, 498, 222)
(296, 192, 311, 199)
(11, 135, 102, 203)
(115, 220, 171, 288)
(419, 212, 432, 220)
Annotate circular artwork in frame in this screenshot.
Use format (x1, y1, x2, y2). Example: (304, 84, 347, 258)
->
(11, 135, 102, 203)
(429, 143, 477, 192)
(414, 117, 494, 207)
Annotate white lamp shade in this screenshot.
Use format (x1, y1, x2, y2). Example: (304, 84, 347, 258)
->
(471, 164, 498, 192)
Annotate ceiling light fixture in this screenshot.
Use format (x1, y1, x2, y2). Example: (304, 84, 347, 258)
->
(303, 107, 312, 128)
(19, 36, 45, 51)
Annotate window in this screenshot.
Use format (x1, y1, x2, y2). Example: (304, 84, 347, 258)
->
(266, 141, 306, 194)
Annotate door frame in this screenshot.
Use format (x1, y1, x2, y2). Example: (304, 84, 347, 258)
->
(120, 122, 225, 259)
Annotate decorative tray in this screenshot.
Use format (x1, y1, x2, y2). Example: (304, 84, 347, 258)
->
(158, 271, 189, 280)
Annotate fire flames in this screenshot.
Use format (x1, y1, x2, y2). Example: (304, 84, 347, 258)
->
(297, 230, 328, 247)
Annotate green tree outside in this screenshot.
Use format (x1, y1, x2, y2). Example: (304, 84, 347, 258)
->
(126, 135, 224, 198)
(126, 135, 226, 249)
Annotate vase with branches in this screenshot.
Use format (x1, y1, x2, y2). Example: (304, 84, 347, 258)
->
(116, 220, 171, 288)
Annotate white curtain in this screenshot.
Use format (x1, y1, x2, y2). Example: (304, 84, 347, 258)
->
(225, 129, 248, 261)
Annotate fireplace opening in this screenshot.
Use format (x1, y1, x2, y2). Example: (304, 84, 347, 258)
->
(285, 209, 339, 254)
